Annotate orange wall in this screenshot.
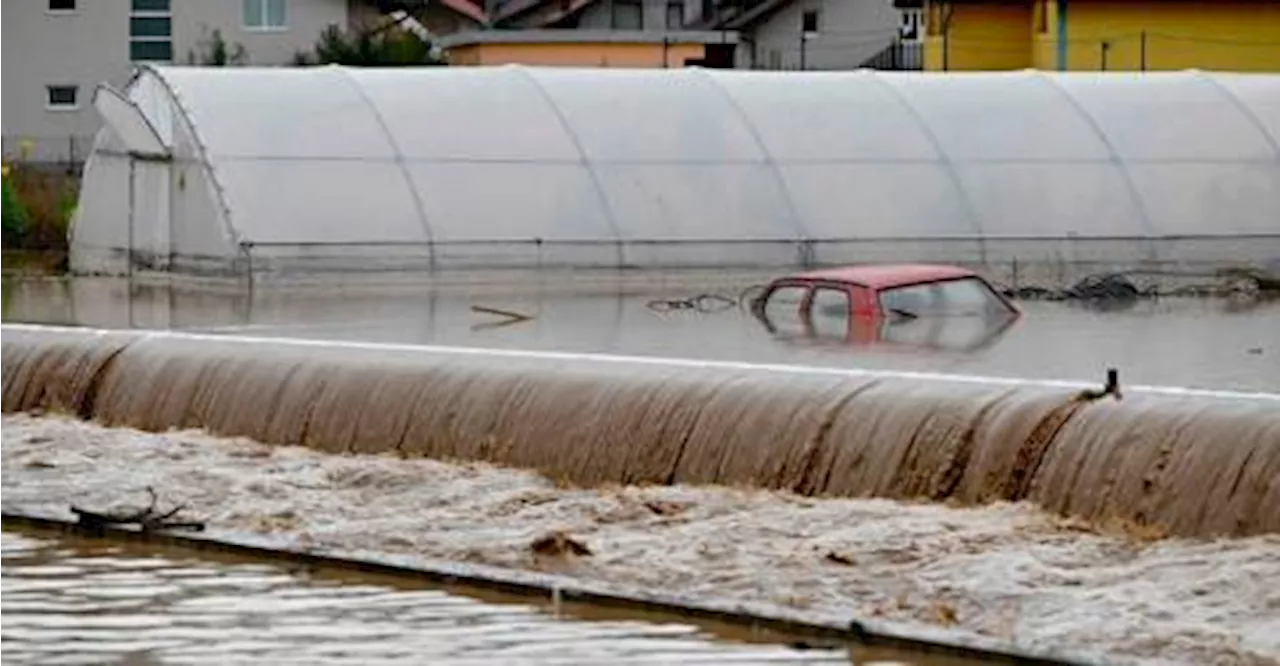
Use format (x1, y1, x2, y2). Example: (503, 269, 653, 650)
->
(448, 42, 708, 68)
(924, 2, 1034, 71)
(1036, 0, 1280, 72)
(925, 0, 1280, 72)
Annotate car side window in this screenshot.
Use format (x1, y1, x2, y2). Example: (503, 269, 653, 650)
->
(809, 287, 850, 339)
(762, 284, 809, 334)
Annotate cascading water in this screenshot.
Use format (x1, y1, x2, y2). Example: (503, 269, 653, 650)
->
(4, 324, 1277, 539)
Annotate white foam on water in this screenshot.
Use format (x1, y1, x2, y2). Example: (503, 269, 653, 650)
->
(4, 414, 1277, 666)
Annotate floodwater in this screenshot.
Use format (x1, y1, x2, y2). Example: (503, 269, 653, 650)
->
(5, 415, 1279, 666)
(3, 275, 1278, 392)
(2, 527, 953, 665)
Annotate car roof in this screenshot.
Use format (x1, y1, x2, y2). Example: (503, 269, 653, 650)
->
(787, 264, 982, 290)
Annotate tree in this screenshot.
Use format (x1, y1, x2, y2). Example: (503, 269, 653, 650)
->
(187, 28, 248, 66)
(293, 21, 444, 67)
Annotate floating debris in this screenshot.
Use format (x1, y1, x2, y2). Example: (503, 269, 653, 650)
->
(470, 305, 534, 331)
(530, 531, 592, 558)
(70, 486, 205, 534)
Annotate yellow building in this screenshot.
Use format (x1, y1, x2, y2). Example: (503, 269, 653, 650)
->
(921, 0, 1280, 72)
(438, 30, 737, 68)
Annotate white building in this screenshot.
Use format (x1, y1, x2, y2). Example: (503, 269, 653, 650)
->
(2, 0, 349, 164)
(731, 0, 901, 70)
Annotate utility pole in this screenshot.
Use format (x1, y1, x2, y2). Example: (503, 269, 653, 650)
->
(662, 35, 669, 68)
(1100, 40, 1109, 71)
(799, 9, 816, 70)
(1139, 30, 1147, 71)
(940, 2, 954, 72)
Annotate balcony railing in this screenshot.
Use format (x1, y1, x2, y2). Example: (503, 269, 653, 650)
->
(860, 39, 923, 71)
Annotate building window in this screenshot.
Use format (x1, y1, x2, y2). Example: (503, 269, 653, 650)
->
(899, 10, 923, 42)
(666, 0, 684, 29)
(802, 9, 819, 35)
(130, 0, 172, 62)
(612, 0, 643, 29)
(47, 0, 76, 13)
(46, 85, 79, 110)
(244, 0, 288, 30)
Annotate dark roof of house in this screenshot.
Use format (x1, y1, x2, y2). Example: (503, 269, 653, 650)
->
(367, 0, 488, 24)
(720, 0, 793, 30)
(437, 28, 738, 48)
(494, 0, 603, 26)
(442, 0, 487, 23)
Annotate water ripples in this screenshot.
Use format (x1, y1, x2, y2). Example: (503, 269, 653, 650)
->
(1, 530, 883, 666)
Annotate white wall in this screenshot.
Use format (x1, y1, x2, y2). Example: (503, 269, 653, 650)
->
(176, 0, 348, 66)
(740, 0, 899, 70)
(2, 0, 132, 163)
(2, 0, 347, 164)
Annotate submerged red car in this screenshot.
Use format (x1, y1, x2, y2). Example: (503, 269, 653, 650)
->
(750, 264, 1021, 351)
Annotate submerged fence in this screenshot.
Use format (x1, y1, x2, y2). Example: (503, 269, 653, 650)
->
(210, 233, 1280, 294)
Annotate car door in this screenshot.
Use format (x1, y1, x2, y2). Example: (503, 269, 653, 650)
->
(807, 283, 852, 342)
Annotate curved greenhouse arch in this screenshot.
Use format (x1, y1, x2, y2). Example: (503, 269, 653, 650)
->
(70, 64, 1280, 278)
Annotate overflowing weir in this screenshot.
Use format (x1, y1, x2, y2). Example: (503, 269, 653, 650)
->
(3, 323, 1278, 539)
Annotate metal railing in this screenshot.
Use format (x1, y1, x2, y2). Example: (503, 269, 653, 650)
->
(222, 233, 1280, 291)
(861, 40, 924, 71)
(2, 135, 94, 172)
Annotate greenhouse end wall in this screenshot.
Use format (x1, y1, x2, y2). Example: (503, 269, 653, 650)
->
(69, 65, 1280, 284)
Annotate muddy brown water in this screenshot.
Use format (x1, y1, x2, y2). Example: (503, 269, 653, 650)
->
(1, 526, 976, 665)
(2, 275, 1278, 392)
(2, 276, 1276, 663)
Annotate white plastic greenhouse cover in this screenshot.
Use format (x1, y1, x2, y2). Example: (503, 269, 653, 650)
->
(71, 64, 1280, 275)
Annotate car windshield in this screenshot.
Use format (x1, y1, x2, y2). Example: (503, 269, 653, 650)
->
(878, 277, 1010, 318)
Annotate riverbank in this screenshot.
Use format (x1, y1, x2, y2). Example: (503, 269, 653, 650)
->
(3, 413, 1276, 665)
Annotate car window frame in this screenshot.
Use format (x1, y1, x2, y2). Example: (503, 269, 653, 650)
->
(756, 279, 814, 334)
(875, 275, 1017, 318)
(806, 282, 856, 340)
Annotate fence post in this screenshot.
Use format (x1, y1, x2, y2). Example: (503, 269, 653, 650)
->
(240, 241, 255, 299)
(127, 159, 135, 278)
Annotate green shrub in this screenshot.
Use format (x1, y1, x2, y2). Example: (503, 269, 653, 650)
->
(2, 172, 31, 248)
(1, 165, 76, 251)
(293, 24, 443, 67)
